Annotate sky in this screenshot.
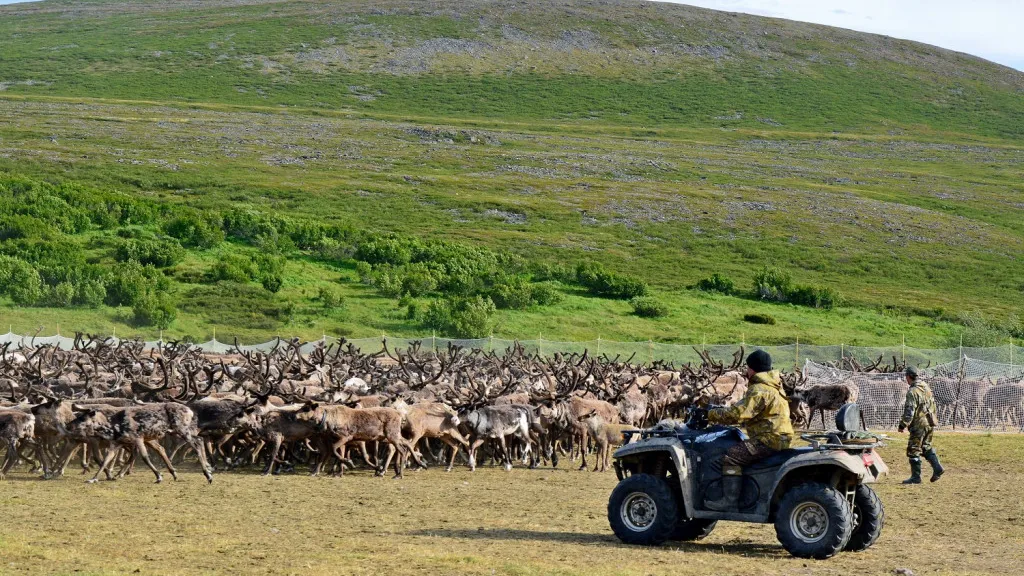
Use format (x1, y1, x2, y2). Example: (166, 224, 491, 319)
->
(670, 0, 1024, 71)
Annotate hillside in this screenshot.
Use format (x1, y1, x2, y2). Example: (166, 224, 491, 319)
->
(0, 0, 1021, 347)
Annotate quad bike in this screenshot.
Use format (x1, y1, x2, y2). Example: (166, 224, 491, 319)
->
(607, 403, 888, 559)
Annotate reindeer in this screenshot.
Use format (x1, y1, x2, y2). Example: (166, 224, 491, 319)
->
(77, 403, 213, 484)
(577, 409, 639, 472)
(392, 399, 468, 472)
(292, 402, 424, 478)
(0, 407, 35, 480)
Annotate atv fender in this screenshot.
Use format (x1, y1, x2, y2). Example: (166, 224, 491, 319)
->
(769, 451, 872, 509)
(613, 438, 695, 518)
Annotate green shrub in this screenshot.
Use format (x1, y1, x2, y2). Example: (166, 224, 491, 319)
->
(355, 237, 413, 266)
(105, 261, 164, 307)
(116, 238, 185, 268)
(261, 274, 283, 293)
(42, 282, 76, 308)
(575, 261, 648, 299)
(422, 296, 495, 338)
(788, 284, 842, 309)
(697, 273, 735, 294)
(631, 296, 669, 318)
(529, 282, 563, 306)
(743, 313, 777, 325)
(754, 267, 792, 302)
(0, 256, 43, 306)
(368, 265, 405, 298)
(132, 291, 177, 329)
(955, 311, 1014, 347)
(490, 276, 533, 310)
(399, 263, 438, 297)
(355, 261, 373, 284)
(317, 286, 344, 310)
(209, 253, 258, 283)
(74, 278, 106, 308)
(164, 212, 224, 249)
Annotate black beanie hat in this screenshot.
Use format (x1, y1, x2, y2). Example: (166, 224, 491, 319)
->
(746, 349, 772, 373)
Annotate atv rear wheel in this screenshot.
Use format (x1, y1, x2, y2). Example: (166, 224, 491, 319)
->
(845, 484, 884, 551)
(670, 518, 717, 541)
(774, 482, 853, 559)
(608, 474, 679, 545)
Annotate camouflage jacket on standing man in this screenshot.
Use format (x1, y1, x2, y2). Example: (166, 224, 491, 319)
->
(900, 381, 937, 432)
(708, 370, 795, 450)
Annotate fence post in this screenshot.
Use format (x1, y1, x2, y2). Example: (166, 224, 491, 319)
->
(795, 336, 799, 369)
(701, 334, 706, 353)
(596, 336, 601, 357)
(1011, 339, 1015, 368)
(840, 343, 844, 361)
(431, 331, 436, 353)
(538, 334, 542, 357)
(959, 333, 964, 360)
(901, 333, 906, 364)
(648, 339, 654, 364)
(489, 333, 494, 353)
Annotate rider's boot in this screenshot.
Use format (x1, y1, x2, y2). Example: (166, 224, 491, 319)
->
(923, 449, 944, 482)
(902, 457, 922, 484)
(705, 465, 743, 511)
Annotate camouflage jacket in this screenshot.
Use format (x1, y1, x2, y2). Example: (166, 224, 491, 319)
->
(900, 381, 937, 431)
(708, 370, 794, 450)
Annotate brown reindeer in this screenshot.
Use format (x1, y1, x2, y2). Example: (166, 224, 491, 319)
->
(0, 408, 35, 480)
(293, 402, 424, 478)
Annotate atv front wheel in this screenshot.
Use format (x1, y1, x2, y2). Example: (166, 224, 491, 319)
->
(845, 484, 884, 551)
(670, 518, 717, 541)
(774, 482, 853, 559)
(607, 474, 679, 545)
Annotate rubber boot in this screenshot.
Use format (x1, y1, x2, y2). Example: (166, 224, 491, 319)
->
(924, 449, 945, 482)
(705, 465, 743, 511)
(902, 457, 922, 484)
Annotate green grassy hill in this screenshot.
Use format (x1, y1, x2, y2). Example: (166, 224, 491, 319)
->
(0, 0, 1021, 347)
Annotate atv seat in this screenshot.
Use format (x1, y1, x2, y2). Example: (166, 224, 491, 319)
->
(746, 447, 815, 472)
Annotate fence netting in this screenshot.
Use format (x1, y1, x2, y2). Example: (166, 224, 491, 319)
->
(805, 358, 1024, 431)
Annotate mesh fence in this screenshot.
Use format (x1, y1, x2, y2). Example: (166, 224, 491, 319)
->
(805, 358, 1024, 431)
(0, 331, 1020, 367)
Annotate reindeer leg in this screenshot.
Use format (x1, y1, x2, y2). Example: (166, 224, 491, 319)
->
(146, 440, 178, 481)
(497, 435, 512, 472)
(262, 436, 283, 476)
(378, 443, 396, 477)
(88, 445, 120, 483)
(467, 437, 485, 471)
(132, 439, 163, 483)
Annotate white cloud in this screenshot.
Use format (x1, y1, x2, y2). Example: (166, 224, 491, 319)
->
(665, 0, 1024, 71)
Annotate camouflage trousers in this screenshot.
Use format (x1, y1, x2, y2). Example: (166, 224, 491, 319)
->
(723, 440, 777, 467)
(906, 427, 934, 458)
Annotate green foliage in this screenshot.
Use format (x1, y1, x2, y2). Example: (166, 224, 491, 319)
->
(697, 274, 736, 295)
(115, 238, 185, 268)
(164, 212, 224, 249)
(209, 253, 258, 283)
(788, 285, 842, 310)
(317, 286, 344, 310)
(490, 276, 534, 310)
(132, 291, 177, 329)
(105, 261, 165, 307)
(422, 296, 496, 338)
(355, 237, 413, 266)
(528, 282, 563, 306)
(261, 274, 284, 293)
(631, 296, 669, 318)
(754, 267, 792, 302)
(743, 313, 777, 325)
(955, 311, 1016, 347)
(0, 255, 43, 306)
(41, 282, 76, 308)
(575, 261, 648, 300)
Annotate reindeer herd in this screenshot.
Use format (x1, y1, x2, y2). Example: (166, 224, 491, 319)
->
(0, 335, 1020, 484)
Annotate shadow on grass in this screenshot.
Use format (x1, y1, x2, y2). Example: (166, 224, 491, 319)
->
(406, 528, 784, 557)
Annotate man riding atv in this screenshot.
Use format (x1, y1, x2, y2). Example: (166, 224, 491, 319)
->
(704, 349, 793, 511)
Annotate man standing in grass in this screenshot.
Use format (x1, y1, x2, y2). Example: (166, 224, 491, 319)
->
(899, 366, 945, 484)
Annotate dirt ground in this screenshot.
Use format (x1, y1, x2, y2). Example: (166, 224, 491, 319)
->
(0, 433, 1022, 575)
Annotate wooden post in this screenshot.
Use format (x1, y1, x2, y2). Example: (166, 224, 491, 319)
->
(795, 336, 799, 369)
(902, 333, 906, 364)
(596, 336, 601, 357)
(648, 339, 654, 364)
(538, 333, 543, 357)
(701, 334, 706, 353)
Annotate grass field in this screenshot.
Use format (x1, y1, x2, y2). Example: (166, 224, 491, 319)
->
(0, 433, 1022, 575)
(0, 0, 1021, 346)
